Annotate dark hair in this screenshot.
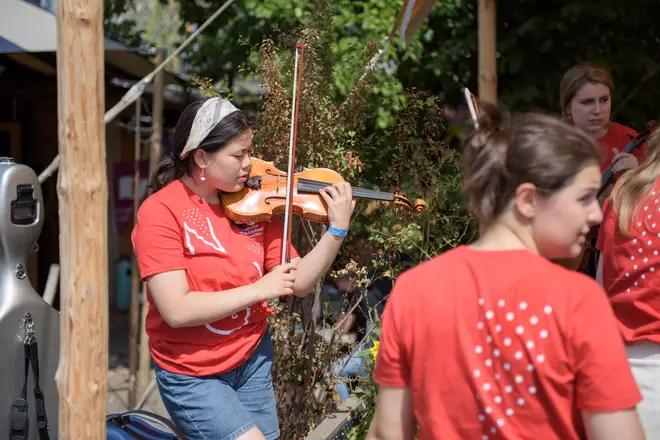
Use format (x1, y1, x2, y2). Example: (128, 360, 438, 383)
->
(460, 103, 601, 226)
(149, 98, 254, 192)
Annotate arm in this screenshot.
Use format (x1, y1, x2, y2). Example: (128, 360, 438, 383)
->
(583, 409, 645, 440)
(292, 231, 346, 296)
(366, 387, 415, 440)
(147, 262, 297, 328)
(289, 182, 356, 296)
(133, 199, 297, 328)
(334, 312, 357, 333)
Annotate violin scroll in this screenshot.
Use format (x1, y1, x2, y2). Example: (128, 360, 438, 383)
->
(392, 193, 427, 213)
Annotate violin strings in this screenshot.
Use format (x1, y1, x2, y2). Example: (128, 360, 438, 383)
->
(297, 178, 394, 199)
(253, 180, 395, 201)
(298, 181, 394, 201)
(253, 175, 395, 201)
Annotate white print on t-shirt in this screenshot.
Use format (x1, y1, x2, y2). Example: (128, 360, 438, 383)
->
(625, 192, 659, 293)
(473, 297, 553, 438)
(241, 224, 266, 259)
(240, 224, 265, 239)
(204, 261, 264, 336)
(182, 208, 227, 254)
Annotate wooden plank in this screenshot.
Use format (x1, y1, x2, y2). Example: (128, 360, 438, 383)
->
(127, 97, 142, 409)
(478, 0, 497, 104)
(137, 49, 166, 398)
(54, 0, 108, 437)
(305, 394, 363, 440)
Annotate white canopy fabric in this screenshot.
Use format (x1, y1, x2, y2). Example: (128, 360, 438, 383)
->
(0, 0, 127, 53)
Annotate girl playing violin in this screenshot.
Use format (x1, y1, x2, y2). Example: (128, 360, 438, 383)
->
(560, 61, 645, 181)
(131, 97, 355, 440)
(595, 126, 660, 438)
(555, 62, 647, 273)
(366, 106, 645, 440)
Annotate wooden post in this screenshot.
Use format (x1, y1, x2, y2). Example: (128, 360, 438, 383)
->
(137, 49, 166, 398)
(55, 0, 108, 437)
(138, 284, 151, 396)
(149, 51, 166, 178)
(478, 0, 497, 104)
(128, 97, 142, 409)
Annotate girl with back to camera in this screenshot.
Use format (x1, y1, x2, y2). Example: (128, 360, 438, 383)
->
(595, 127, 660, 438)
(131, 97, 355, 440)
(366, 105, 645, 440)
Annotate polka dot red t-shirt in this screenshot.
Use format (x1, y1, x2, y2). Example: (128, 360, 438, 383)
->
(596, 184, 660, 345)
(374, 246, 641, 440)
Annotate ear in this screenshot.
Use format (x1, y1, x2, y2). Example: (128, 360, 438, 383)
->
(193, 149, 208, 169)
(513, 183, 540, 220)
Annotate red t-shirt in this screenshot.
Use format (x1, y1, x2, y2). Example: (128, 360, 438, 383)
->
(131, 180, 299, 376)
(373, 246, 641, 440)
(597, 122, 645, 173)
(596, 188, 660, 345)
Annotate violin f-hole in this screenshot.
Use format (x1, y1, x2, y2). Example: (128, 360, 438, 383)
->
(264, 195, 287, 205)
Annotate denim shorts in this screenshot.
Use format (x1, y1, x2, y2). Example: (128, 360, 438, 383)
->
(154, 329, 279, 440)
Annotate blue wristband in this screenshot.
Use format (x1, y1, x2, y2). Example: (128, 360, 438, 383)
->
(328, 226, 349, 237)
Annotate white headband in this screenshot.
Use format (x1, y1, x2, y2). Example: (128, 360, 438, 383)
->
(180, 97, 239, 159)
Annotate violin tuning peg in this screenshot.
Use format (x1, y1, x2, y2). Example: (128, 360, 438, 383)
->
(413, 199, 428, 213)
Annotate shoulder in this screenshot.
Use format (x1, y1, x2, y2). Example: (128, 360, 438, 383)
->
(550, 265, 602, 292)
(609, 121, 639, 138)
(397, 246, 597, 290)
(395, 246, 465, 283)
(136, 181, 185, 224)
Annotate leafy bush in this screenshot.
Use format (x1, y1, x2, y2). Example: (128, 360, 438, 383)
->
(195, 23, 473, 440)
(249, 26, 474, 438)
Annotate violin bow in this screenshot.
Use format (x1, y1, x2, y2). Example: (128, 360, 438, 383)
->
(281, 41, 305, 265)
(463, 87, 481, 129)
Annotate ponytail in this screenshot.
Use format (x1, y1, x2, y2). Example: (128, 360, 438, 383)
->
(148, 153, 189, 193)
(461, 102, 510, 226)
(460, 104, 600, 227)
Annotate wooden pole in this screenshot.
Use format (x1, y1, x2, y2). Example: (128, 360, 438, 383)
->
(137, 49, 166, 398)
(478, 0, 497, 105)
(127, 97, 142, 409)
(55, 0, 108, 436)
(138, 283, 151, 397)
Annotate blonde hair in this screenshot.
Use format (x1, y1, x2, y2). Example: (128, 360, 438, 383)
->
(461, 103, 600, 227)
(559, 62, 615, 117)
(612, 128, 660, 235)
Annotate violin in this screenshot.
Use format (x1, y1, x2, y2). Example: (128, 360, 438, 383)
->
(221, 157, 427, 225)
(554, 128, 652, 273)
(250, 41, 425, 267)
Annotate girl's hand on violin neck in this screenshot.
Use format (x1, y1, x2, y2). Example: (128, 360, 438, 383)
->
(320, 182, 356, 231)
(612, 148, 638, 173)
(254, 261, 298, 301)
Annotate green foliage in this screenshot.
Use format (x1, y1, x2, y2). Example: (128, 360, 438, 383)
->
(243, 17, 473, 437)
(102, 0, 660, 436)
(105, 0, 660, 130)
(105, 0, 183, 53)
(109, 1, 474, 434)
(404, 0, 660, 128)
